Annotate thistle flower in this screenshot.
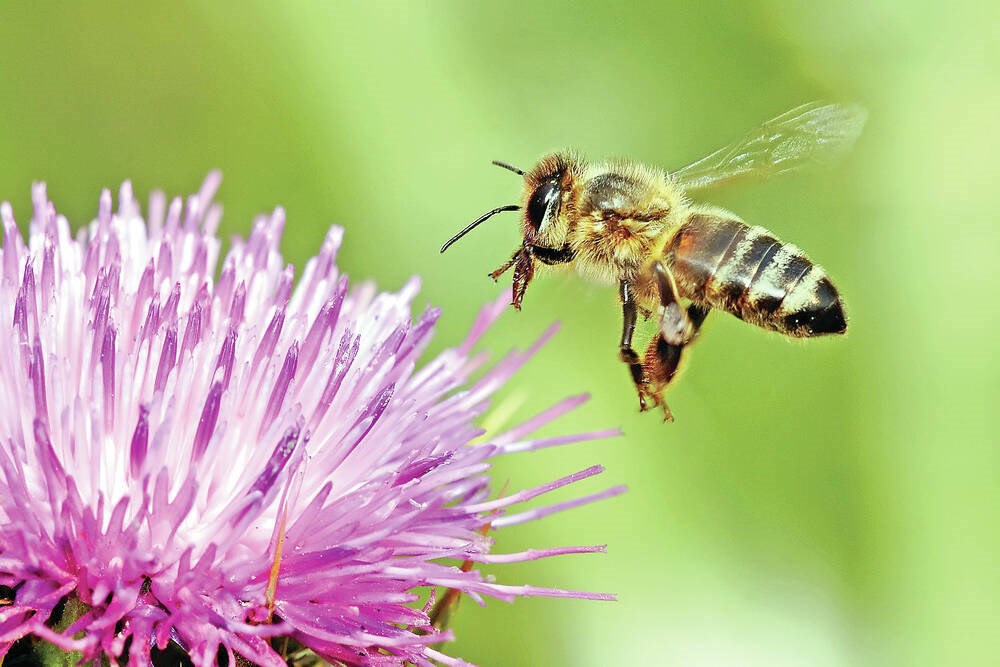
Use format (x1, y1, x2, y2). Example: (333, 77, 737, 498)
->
(0, 173, 624, 666)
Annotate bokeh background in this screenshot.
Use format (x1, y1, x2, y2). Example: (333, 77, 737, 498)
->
(1, 2, 996, 665)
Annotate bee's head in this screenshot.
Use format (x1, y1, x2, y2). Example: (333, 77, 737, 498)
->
(518, 152, 576, 250)
(440, 153, 579, 310)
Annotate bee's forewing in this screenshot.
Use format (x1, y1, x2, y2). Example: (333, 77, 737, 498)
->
(671, 102, 867, 191)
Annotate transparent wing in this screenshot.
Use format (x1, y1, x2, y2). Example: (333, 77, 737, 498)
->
(671, 102, 867, 191)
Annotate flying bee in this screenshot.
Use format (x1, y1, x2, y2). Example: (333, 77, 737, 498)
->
(441, 102, 867, 421)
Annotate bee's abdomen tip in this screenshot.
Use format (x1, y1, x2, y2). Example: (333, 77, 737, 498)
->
(783, 279, 847, 336)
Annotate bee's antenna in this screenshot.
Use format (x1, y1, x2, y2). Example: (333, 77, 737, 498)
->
(440, 205, 520, 253)
(492, 160, 525, 176)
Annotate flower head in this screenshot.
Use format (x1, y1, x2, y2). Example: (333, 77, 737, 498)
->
(0, 173, 623, 666)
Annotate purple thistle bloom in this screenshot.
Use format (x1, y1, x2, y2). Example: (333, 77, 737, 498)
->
(0, 173, 624, 666)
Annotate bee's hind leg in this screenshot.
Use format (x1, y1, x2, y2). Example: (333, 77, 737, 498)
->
(642, 305, 709, 421)
(640, 261, 711, 421)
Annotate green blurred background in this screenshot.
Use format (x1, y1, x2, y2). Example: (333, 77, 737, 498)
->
(1, 2, 996, 665)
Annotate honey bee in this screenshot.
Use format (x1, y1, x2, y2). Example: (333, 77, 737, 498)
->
(441, 102, 867, 421)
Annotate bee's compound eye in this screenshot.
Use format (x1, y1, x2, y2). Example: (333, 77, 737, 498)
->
(526, 177, 561, 230)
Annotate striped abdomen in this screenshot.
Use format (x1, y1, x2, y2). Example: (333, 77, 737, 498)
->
(664, 213, 846, 337)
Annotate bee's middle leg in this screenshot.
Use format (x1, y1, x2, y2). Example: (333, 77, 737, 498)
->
(618, 279, 659, 413)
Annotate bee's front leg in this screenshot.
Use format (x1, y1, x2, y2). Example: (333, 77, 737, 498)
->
(490, 246, 535, 310)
